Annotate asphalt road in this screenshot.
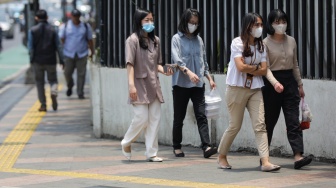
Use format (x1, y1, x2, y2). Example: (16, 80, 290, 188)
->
(0, 24, 33, 120)
(1, 24, 24, 52)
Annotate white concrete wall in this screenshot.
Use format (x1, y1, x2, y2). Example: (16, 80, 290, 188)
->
(89, 64, 336, 160)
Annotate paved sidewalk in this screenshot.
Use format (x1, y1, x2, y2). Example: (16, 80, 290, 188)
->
(0, 84, 335, 188)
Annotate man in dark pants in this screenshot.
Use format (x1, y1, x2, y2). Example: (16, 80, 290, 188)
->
(58, 9, 94, 99)
(28, 9, 64, 112)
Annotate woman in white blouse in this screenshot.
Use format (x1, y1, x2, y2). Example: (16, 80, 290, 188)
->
(217, 13, 280, 172)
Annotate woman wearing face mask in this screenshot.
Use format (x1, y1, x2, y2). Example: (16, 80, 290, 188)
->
(217, 13, 280, 172)
(263, 9, 312, 169)
(171, 8, 217, 158)
(121, 8, 173, 162)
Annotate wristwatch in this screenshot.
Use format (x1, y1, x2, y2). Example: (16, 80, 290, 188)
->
(183, 68, 188, 74)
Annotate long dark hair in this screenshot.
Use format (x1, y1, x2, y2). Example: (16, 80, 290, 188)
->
(240, 12, 264, 57)
(133, 8, 157, 49)
(178, 8, 202, 36)
(265, 9, 289, 35)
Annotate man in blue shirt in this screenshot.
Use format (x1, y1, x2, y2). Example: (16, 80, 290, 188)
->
(58, 9, 94, 99)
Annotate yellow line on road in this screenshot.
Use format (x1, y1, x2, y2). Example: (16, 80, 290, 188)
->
(0, 87, 259, 188)
(3, 168, 258, 188)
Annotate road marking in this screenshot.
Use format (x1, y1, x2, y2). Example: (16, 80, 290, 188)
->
(0, 88, 258, 188)
(2, 168, 258, 188)
(0, 101, 44, 170)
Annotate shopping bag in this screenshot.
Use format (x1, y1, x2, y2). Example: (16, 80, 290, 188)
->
(300, 98, 313, 130)
(205, 89, 222, 119)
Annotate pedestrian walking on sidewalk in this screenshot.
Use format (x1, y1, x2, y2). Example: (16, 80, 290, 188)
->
(217, 12, 281, 172)
(262, 9, 312, 169)
(58, 9, 94, 99)
(171, 8, 217, 158)
(28, 9, 64, 112)
(121, 8, 173, 162)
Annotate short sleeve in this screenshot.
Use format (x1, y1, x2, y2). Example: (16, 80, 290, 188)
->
(58, 24, 65, 39)
(125, 37, 137, 66)
(231, 38, 243, 58)
(86, 24, 93, 40)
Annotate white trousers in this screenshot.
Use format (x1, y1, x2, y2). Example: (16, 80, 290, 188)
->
(121, 99, 161, 158)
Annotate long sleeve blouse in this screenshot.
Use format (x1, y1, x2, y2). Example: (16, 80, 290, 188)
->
(263, 35, 303, 86)
(171, 32, 210, 88)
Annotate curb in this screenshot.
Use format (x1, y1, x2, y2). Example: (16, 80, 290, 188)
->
(0, 64, 29, 89)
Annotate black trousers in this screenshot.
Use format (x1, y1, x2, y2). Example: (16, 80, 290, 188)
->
(262, 70, 304, 154)
(172, 85, 211, 150)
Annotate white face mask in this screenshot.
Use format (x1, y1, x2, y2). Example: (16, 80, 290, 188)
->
(272, 23, 287, 34)
(251, 27, 263, 38)
(188, 23, 198, 33)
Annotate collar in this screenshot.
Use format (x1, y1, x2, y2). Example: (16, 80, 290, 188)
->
(177, 31, 185, 37)
(70, 20, 81, 26)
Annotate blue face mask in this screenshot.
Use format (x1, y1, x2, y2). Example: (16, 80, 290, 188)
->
(142, 23, 155, 33)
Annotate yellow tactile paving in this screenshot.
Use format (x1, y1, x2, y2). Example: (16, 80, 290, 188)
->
(0, 101, 44, 170)
(0, 88, 258, 188)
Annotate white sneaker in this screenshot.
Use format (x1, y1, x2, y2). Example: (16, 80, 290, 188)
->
(147, 156, 163, 162)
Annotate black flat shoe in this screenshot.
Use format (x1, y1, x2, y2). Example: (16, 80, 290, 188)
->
(203, 146, 217, 158)
(51, 94, 57, 111)
(173, 150, 185, 157)
(294, 156, 313, 169)
(66, 88, 72, 97)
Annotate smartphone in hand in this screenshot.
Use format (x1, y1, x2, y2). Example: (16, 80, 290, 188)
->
(163, 64, 178, 73)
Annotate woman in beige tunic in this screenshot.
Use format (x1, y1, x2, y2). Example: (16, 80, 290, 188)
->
(263, 9, 312, 169)
(121, 8, 172, 162)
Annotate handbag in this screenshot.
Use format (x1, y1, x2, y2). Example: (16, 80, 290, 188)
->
(300, 98, 313, 130)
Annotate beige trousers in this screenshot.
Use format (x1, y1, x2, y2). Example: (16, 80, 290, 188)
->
(121, 99, 161, 158)
(218, 86, 269, 158)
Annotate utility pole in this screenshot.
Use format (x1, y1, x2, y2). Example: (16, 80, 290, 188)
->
(73, 0, 77, 10)
(61, 0, 67, 22)
(24, 0, 39, 84)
